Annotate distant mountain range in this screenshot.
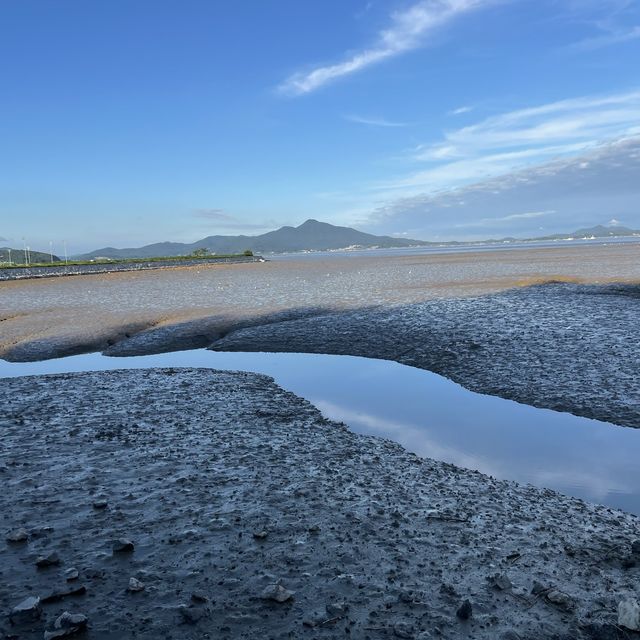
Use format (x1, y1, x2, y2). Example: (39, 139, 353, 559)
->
(77, 219, 431, 259)
(3, 221, 638, 263)
(529, 224, 640, 241)
(77, 221, 640, 259)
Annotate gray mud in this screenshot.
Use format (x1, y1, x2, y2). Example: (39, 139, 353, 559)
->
(211, 282, 640, 428)
(1, 368, 640, 639)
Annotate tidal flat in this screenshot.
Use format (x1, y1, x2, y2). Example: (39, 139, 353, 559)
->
(2, 368, 640, 640)
(1, 243, 639, 426)
(2, 244, 640, 638)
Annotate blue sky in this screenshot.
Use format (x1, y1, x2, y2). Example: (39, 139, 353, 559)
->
(1, 0, 639, 251)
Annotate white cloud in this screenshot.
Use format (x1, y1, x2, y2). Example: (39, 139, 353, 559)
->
(449, 105, 474, 115)
(454, 210, 555, 228)
(279, 0, 497, 96)
(378, 89, 640, 195)
(366, 137, 640, 239)
(344, 114, 409, 127)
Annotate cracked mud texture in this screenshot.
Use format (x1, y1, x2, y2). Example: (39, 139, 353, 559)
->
(2, 368, 640, 640)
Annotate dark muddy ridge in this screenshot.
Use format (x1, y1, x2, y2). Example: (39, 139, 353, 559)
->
(208, 282, 640, 429)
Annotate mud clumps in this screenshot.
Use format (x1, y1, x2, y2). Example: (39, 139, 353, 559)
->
(1, 368, 640, 639)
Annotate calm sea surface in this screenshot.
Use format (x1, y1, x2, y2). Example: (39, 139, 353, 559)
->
(269, 235, 640, 261)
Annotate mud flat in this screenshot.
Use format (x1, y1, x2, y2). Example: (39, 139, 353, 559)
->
(1, 244, 639, 427)
(2, 242, 640, 362)
(2, 368, 640, 640)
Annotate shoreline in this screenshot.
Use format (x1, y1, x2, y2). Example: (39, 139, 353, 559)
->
(2, 368, 639, 639)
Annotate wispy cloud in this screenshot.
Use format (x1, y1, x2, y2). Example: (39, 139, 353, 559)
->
(563, 0, 640, 51)
(379, 89, 640, 194)
(192, 209, 282, 232)
(449, 105, 474, 115)
(569, 24, 640, 50)
(192, 208, 236, 221)
(344, 114, 409, 127)
(453, 210, 555, 228)
(279, 0, 497, 96)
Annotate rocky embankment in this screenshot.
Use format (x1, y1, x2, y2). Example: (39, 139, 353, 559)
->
(0, 256, 262, 281)
(2, 368, 640, 639)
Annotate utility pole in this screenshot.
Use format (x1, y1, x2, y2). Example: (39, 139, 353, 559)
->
(22, 238, 27, 265)
(7, 248, 11, 265)
(49, 241, 54, 263)
(64, 240, 68, 265)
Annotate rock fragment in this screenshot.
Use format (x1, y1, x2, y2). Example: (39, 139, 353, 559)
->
(43, 611, 88, 639)
(64, 568, 79, 582)
(326, 602, 348, 617)
(9, 596, 41, 624)
(260, 583, 293, 603)
(6, 528, 28, 543)
(112, 538, 134, 553)
(546, 589, 574, 610)
(92, 499, 108, 510)
(488, 573, 512, 591)
(127, 577, 145, 592)
(36, 551, 61, 568)
(618, 598, 640, 631)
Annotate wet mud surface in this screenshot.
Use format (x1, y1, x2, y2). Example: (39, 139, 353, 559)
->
(212, 282, 640, 428)
(2, 368, 640, 640)
(1, 245, 639, 428)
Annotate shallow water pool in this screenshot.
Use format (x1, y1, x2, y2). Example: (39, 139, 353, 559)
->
(2, 349, 639, 515)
